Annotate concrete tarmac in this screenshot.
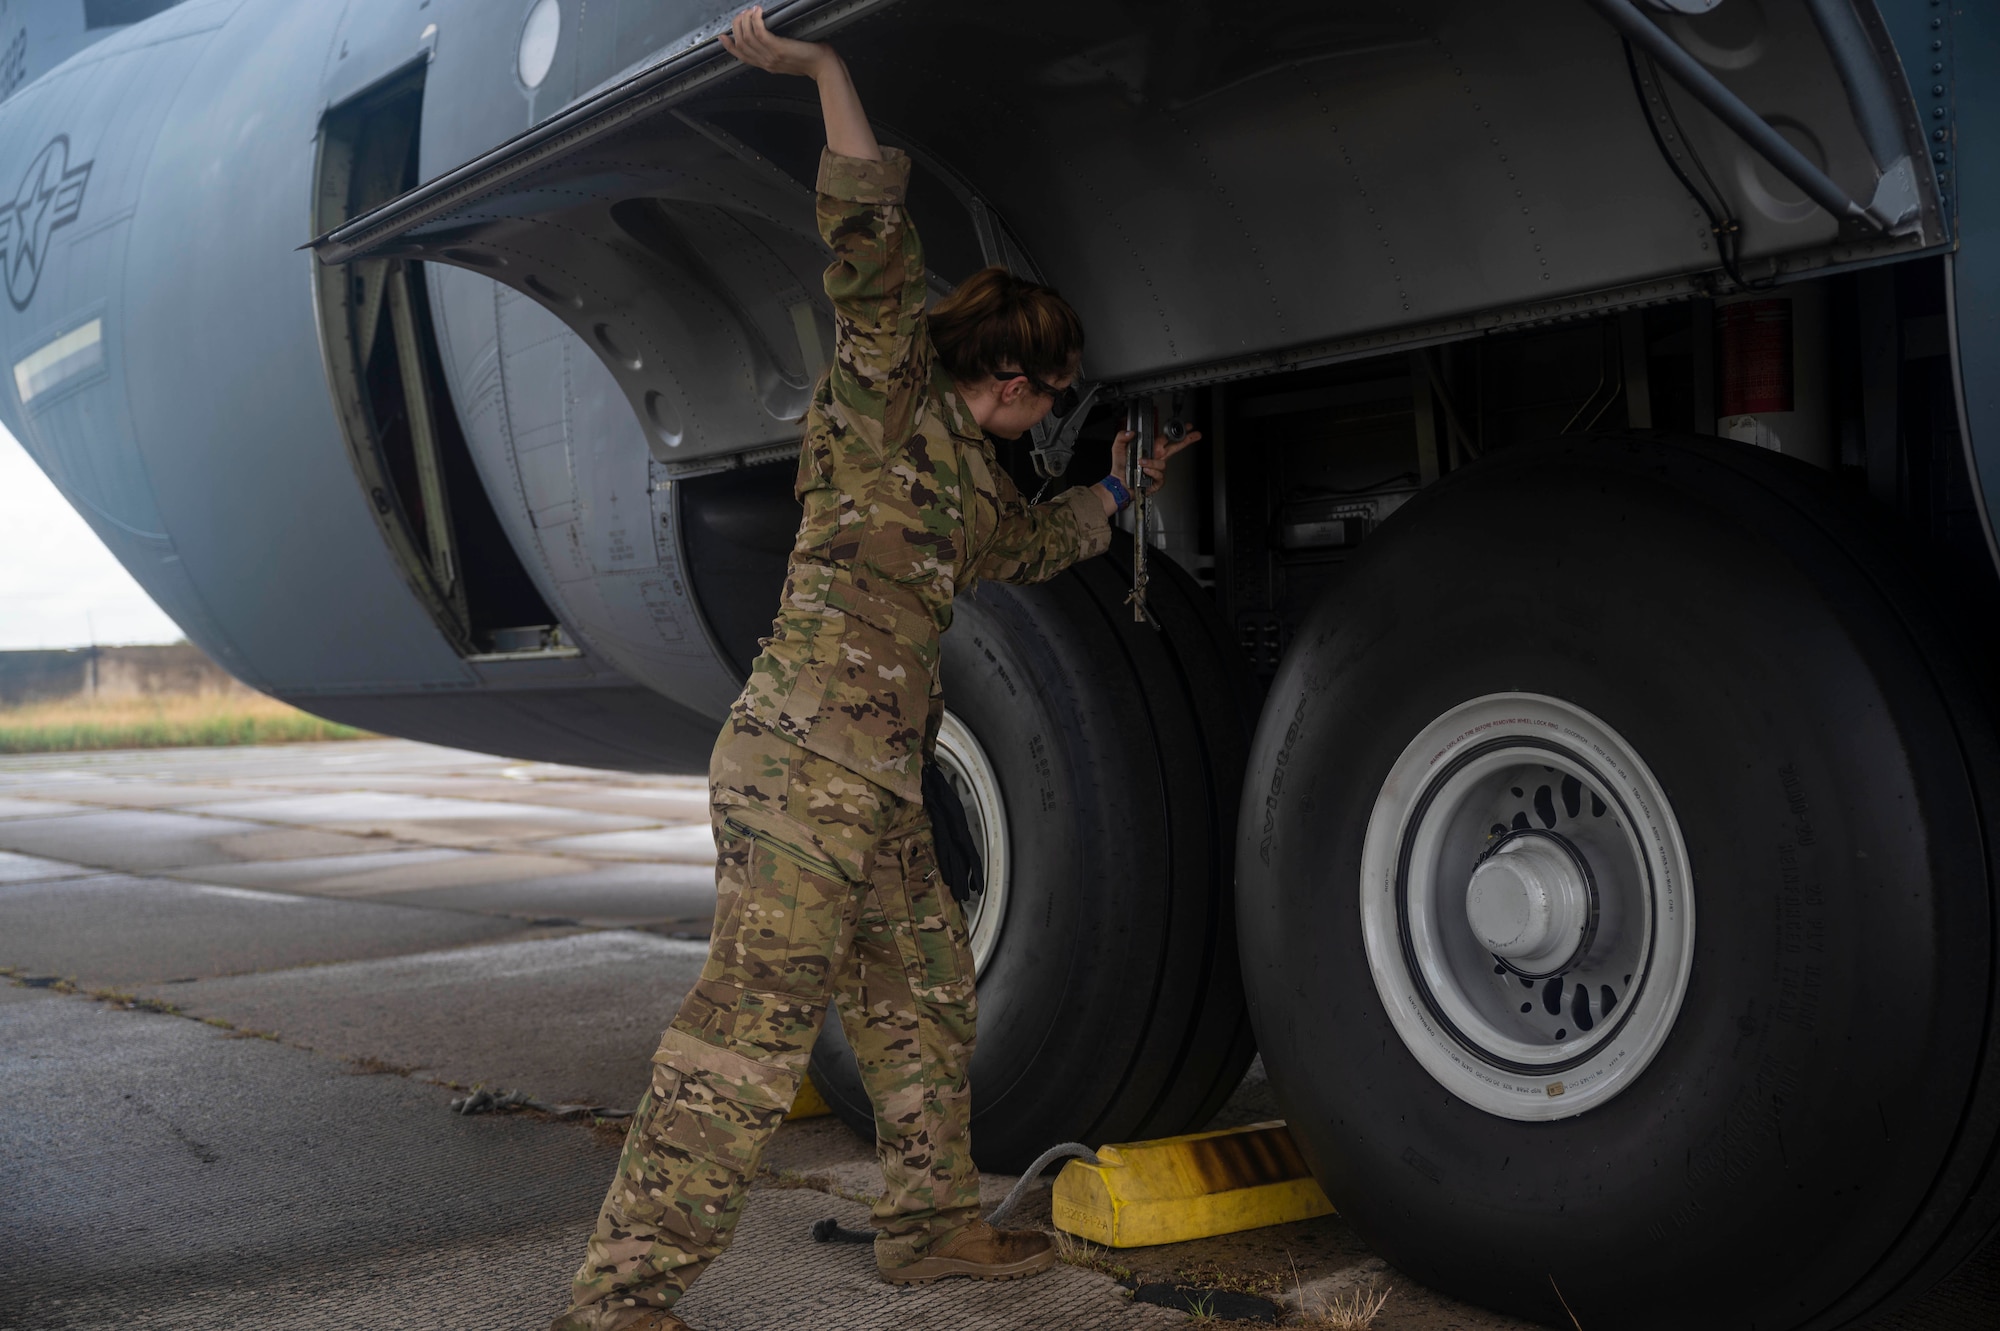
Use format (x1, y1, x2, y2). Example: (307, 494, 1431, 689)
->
(0, 740, 1991, 1330)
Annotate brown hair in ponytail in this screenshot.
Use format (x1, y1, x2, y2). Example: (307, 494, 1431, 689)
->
(927, 266, 1084, 386)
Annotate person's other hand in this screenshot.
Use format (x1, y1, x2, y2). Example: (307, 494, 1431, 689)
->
(1111, 427, 1201, 496)
(718, 5, 834, 78)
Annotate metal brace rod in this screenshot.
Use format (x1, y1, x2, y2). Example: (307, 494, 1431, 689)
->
(1587, 0, 1898, 232)
(1800, 0, 1921, 231)
(1800, 0, 1905, 170)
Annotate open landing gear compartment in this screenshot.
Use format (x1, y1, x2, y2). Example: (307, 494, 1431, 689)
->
(1239, 436, 2000, 1329)
(812, 544, 1256, 1172)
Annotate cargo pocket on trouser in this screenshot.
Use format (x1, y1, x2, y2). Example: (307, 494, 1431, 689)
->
(567, 1061, 743, 1315)
(653, 1025, 802, 1189)
(702, 830, 755, 965)
(691, 819, 857, 1048)
(607, 1028, 804, 1266)
(888, 832, 977, 1017)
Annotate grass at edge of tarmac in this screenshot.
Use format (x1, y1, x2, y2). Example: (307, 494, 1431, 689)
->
(0, 693, 373, 753)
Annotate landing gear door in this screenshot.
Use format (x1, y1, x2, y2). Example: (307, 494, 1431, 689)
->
(309, 0, 929, 475)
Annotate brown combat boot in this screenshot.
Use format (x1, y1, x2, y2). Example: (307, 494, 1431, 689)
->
(618, 1315, 693, 1331)
(550, 1309, 693, 1331)
(877, 1219, 1057, 1285)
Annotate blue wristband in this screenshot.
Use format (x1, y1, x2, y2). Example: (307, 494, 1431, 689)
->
(1100, 474, 1131, 511)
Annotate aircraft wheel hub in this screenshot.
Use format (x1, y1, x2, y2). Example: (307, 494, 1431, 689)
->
(1360, 693, 1696, 1121)
(1464, 831, 1595, 976)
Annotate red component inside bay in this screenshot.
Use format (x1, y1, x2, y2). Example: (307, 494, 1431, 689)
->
(1719, 299, 1794, 416)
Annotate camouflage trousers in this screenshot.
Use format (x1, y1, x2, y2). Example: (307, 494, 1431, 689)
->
(553, 715, 980, 1329)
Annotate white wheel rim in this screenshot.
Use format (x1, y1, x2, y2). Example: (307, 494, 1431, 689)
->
(1360, 693, 1695, 1120)
(935, 710, 1010, 975)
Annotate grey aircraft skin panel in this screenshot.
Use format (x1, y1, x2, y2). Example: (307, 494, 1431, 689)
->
(0, 0, 183, 103)
(0, 0, 1984, 770)
(0, 0, 471, 694)
(0, 0, 733, 770)
(317, 0, 749, 726)
(406, 2, 766, 721)
(317, 0, 1947, 453)
(422, 263, 746, 720)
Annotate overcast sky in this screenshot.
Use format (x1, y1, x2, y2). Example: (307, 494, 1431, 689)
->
(0, 420, 183, 651)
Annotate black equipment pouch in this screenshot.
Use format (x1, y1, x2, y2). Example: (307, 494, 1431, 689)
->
(922, 761, 984, 905)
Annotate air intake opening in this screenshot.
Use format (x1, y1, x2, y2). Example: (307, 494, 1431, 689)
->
(313, 64, 566, 659)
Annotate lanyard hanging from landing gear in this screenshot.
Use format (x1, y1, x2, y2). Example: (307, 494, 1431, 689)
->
(1033, 387, 1182, 627)
(1124, 396, 1191, 627)
(1124, 398, 1156, 625)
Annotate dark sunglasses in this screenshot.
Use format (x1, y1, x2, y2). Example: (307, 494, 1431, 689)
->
(999, 371, 1079, 418)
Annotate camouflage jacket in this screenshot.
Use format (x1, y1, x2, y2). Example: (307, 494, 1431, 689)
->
(732, 148, 1111, 804)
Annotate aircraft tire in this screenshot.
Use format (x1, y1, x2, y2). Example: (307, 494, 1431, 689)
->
(809, 538, 1257, 1172)
(1238, 433, 2000, 1329)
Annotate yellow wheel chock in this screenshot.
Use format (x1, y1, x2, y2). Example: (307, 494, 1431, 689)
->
(1051, 1120, 1334, 1247)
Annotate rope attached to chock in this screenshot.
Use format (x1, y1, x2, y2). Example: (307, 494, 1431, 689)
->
(810, 1141, 1101, 1244)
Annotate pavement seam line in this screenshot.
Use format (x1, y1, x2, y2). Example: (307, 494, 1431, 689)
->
(1, 967, 644, 1136)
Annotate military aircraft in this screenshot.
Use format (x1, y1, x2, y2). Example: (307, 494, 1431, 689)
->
(2, 0, 1994, 1325)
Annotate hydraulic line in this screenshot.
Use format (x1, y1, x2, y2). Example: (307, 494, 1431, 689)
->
(1621, 38, 1764, 292)
(809, 1141, 1103, 1244)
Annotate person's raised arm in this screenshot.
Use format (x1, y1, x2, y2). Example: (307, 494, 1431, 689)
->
(719, 6, 880, 160)
(721, 5, 918, 449)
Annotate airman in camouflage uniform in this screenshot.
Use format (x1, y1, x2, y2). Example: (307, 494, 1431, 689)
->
(550, 124, 1112, 1331)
